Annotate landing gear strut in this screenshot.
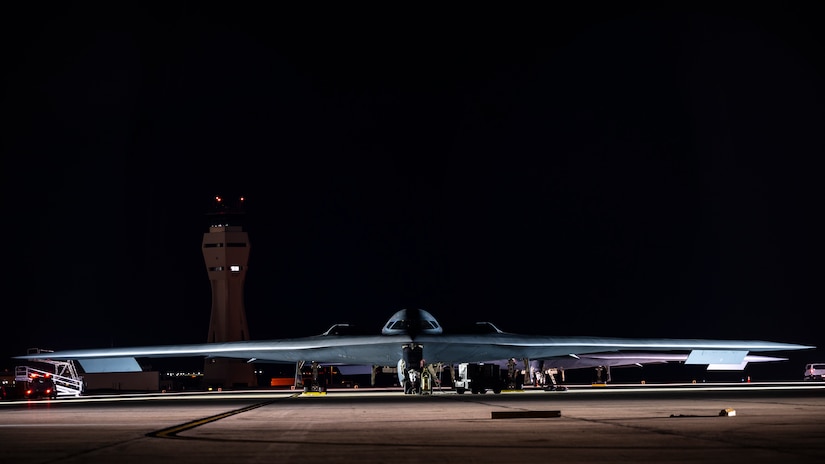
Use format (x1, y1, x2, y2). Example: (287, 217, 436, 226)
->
(297, 361, 326, 393)
(400, 344, 423, 394)
(593, 365, 611, 384)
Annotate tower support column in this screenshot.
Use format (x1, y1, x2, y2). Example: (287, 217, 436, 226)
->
(201, 197, 257, 388)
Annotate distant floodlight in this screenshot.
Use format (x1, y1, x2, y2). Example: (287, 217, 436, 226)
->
(230, 265, 240, 272)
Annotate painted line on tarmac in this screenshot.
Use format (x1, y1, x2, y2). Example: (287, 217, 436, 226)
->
(147, 394, 300, 439)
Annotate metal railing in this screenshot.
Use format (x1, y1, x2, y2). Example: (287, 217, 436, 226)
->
(15, 354, 84, 397)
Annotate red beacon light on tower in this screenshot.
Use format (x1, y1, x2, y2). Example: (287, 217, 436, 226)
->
(207, 195, 247, 227)
(211, 195, 244, 211)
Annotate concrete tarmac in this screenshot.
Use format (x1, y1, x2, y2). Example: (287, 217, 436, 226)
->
(1, 383, 824, 464)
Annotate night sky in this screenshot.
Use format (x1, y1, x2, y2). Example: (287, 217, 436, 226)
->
(3, 4, 823, 379)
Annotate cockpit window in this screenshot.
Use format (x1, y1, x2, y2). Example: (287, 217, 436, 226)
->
(381, 309, 444, 335)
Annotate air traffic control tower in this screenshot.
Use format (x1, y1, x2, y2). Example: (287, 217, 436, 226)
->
(202, 196, 257, 388)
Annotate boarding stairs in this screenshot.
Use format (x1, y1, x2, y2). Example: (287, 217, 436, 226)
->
(16, 349, 84, 397)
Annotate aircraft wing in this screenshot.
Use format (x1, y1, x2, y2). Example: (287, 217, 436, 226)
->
(14, 309, 814, 373)
(413, 333, 809, 367)
(15, 333, 811, 371)
(15, 335, 413, 371)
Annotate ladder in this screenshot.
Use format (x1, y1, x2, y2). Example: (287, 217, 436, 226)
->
(16, 349, 84, 397)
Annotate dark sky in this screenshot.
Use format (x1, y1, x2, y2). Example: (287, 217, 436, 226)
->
(3, 3, 823, 376)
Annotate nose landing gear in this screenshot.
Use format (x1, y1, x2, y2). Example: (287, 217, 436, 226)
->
(400, 344, 428, 395)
